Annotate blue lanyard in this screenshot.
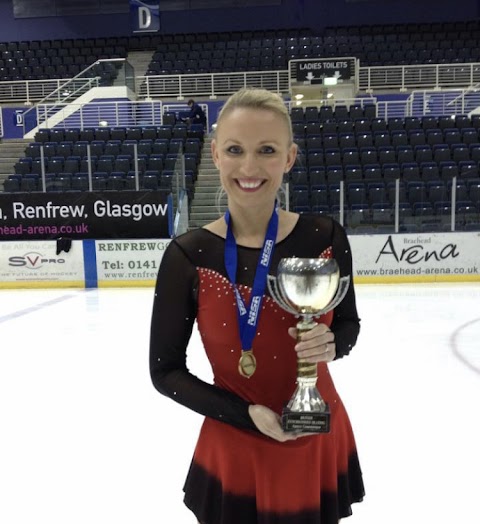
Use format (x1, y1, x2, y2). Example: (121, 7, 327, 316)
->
(224, 204, 278, 353)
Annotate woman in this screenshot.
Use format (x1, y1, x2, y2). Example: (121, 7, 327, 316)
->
(150, 88, 365, 523)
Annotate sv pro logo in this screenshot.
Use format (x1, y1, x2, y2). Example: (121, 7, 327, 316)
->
(8, 252, 65, 269)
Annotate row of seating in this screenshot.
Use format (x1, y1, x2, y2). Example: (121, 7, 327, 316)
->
(144, 48, 480, 77)
(292, 202, 479, 226)
(3, 171, 194, 193)
(290, 179, 480, 205)
(149, 37, 480, 54)
(145, 47, 480, 76)
(0, 55, 124, 83)
(0, 31, 308, 54)
(300, 145, 480, 166)
(291, 197, 479, 218)
(14, 154, 199, 177)
(33, 125, 204, 144)
(0, 46, 126, 61)
(290, 160, 480, 183)
(4, 172, 193, 194)
(0, 38, 131, 53)
(290, 106, 377, 123)
(24, 139, 202, 158)
(291, 200, 479, 215)
(291, 202, 480, 233)
(297, 131, 480, 151)
(346, 223, 480, 234)
(328, 20, 480, 36)
(289, 112, 478, 130)
(293, 123, 480, 140)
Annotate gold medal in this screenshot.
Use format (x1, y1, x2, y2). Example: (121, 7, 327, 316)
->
(238, 350, 257, 378)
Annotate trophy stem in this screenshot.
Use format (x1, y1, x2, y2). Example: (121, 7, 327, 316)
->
(296, 316, 318, 379)
(287, 315, 328, 415)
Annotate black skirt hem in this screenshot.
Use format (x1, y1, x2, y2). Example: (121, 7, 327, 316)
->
(183, 455, 365, 524)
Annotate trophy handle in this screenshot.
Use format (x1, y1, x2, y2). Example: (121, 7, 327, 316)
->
(267, 275, 299, 316)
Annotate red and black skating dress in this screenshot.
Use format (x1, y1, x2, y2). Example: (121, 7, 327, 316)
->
(150, 214, 365, 524)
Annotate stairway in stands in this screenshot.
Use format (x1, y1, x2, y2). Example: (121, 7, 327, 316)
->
(188, 137, 225, 229)
(120, 50, 154, 86)
(0, 139, 28, 189)
(122, 50, 153, 91)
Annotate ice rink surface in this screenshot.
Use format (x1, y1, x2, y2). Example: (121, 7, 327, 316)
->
(0, 283, 479, 524)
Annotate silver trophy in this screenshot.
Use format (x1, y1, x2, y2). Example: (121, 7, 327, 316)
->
(267, 258, 350, 433)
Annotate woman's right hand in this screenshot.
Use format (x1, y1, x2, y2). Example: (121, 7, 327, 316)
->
(248, 404, 308, 442)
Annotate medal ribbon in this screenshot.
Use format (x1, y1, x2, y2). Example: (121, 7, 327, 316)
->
(224, 203, 278, 355)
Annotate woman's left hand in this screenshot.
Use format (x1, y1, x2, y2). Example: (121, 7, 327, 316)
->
(288, 323, 336, 363)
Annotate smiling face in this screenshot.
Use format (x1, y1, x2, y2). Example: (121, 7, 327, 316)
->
(212, 107, 297, 212)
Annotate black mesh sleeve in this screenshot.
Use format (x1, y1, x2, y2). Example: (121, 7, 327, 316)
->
(329, 220, 361, 359)
(149, 239, 258, 431)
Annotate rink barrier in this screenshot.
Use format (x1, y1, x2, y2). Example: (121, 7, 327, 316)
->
(0, 232, 479, 288)
(349, 231, 480, 284)
(0, 238, 171, 289)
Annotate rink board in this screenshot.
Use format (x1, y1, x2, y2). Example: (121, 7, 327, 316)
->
(0, 232, 479, 288)
(349, 231, 480, 284)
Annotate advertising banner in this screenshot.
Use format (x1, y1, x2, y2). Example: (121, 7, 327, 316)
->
(349, 232, 480, 283)
(0, 240, 84, 288)
(0, 191, 172, 241)
(95, 238, 171, 286)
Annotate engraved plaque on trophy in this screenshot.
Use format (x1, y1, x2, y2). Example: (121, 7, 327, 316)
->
(267, 258, 350, 433)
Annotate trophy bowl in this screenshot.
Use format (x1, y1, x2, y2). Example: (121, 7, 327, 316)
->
(267, 257, 350, 433)
(277, 258, 340, 315)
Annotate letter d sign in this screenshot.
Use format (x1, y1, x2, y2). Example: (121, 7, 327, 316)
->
(130, 1, 160, 33)
(139, 6, 151, 29)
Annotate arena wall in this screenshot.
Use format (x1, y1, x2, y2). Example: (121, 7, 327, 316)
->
(0, 232, 478, 289)
(0, 1, 477, 42)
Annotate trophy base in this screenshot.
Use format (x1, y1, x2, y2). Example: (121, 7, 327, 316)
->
(282, 404, 331, 433)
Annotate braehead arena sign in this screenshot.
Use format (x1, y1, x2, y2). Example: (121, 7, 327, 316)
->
(0, 191, 172, 240)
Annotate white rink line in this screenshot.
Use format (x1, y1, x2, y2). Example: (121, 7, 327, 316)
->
(0, 293, 77, 324)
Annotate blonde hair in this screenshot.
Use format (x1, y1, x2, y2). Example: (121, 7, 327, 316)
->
(215, 88, 293, 145)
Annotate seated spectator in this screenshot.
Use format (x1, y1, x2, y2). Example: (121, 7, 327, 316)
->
(185, 99, 207, 128)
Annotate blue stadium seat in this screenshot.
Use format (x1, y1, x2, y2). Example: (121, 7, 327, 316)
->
(402, 162, 421, 181)
(309, 167, 327, 187)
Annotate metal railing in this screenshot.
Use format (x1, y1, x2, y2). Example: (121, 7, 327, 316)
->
(22, 58, 132, 135)
(0, 78, 69, 104)
(33, 99, 164, 130)
(359, 62, 480, 92)
(376, 100, 409, 120)
(136, 70, 289, 99)
(2, 62, 480, 106)
(31, 77, 100, 132)
(285, 97, 377, 112)
(446, 82, 480, 113)
(405, 86, 480, 117)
